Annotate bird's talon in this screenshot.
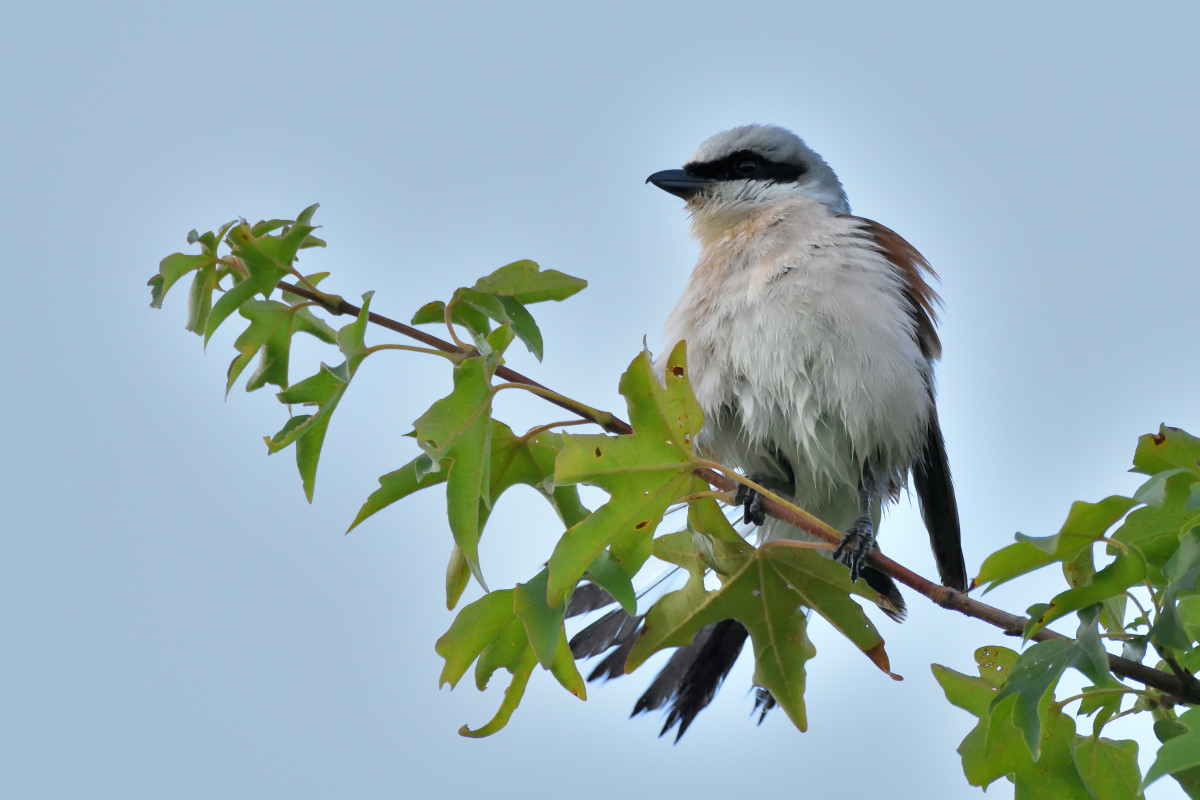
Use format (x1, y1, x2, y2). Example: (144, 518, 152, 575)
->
(834, 521, 874, 584)
(733, 484, 766, 526)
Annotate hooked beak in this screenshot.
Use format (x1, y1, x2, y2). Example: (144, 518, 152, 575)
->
(646, 169, 715, 200)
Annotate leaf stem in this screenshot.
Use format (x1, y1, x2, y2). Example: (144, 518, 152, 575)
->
(363, 343, 466, 362)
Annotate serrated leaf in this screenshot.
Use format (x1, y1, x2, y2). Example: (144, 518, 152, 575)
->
(546, 343, 705, 605)
(977, 496, 1137, 591)
(471, 259, 588, 303)
(628, 539, 894, 733)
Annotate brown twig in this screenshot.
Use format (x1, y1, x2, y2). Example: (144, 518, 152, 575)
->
(278, 279, 1200, 706)
(278, 281, 631, 435)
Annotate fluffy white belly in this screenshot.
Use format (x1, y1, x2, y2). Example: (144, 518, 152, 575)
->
(660, 211, 931, 531)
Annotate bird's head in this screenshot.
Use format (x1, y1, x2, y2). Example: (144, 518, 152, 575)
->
(647, 125, 850, 228)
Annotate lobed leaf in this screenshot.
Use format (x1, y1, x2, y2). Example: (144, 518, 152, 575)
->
(412, 357, 494, 590)
(435, 582, 584, 738)
(1145, 706, 1200, 790)
(266, 292, 374, 501)
(992, 609, 1117, 758)
(471, 259, 588, 304)
(205, 205, 323, 344)
(933, 647, 1140, 799)
(545, 342, 705, 605)
(628, 536, 894, 732)
(976, 496, 1137, 591)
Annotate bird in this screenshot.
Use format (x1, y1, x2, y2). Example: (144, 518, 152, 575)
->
(570, 123, 966, 739)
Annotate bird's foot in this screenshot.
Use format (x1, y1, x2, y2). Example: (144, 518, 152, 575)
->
(732, 473, 787, 526)
(832, 516, 875, 583)
(733, 483, 765, 526)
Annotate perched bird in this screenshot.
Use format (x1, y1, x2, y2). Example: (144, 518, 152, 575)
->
(570, 123, 965, 739)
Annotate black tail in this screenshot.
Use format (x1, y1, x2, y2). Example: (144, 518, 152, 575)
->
(631, 619, 749, 741)
(569, 594, 752, 741)
(911, 402, 967, 590)
(861, 566, 907, 621)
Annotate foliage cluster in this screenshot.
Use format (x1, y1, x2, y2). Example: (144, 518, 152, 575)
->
(150, 207, 1200, 797)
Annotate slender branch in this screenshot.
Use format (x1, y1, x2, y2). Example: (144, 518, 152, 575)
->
(274, 278, 1200, 707)
(277, 280, 631, 435)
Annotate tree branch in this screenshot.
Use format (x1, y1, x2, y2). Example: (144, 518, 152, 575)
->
(278, 279, 1199, 707)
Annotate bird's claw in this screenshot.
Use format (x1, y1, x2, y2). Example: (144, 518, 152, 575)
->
(832, 518, 875, 583)
(733, 483, 766, 526)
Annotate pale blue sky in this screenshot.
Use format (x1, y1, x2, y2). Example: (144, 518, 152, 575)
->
(3, 2, 1197, 798)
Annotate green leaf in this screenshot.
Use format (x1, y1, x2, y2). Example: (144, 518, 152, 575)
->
(437, 589, 515, 690)
(495, 294, 542, 361)
(148, 252, 213, 308)
(471, 259, 588, 303)
(226, 300, 297, 394)
(1028, 551, 1147, 635)
(435, 583, 584, 738)
(345, 454, 449, 533)
(513, 569, 565, 669)
(205, 205, 321, 344)
(1074, 733, 1142, 800)
(1150, 529, 1200, 651)
(545, 342, 706, 605)
(411, 299, 493, 340)
(976, 496, 1137, 591)
(628, 539, 896, 733)
(933, 647, 1136, 799)
(445, 545, 471, 610)
(1145, 706, 1200, 790)
(449, 287, 541, 360)
(581, 550, 636, 616)
(185, 264, 221, 334)
(412, 357, 494, 589)
(992, 614, 1116, 758)
(1132, 426, 1200, 477)
(266, 292, 373, 501)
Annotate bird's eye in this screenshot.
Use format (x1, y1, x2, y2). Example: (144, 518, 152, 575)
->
(734, 157, 759, 176)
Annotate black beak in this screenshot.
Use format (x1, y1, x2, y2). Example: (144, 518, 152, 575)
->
(646, 169, 715, 200)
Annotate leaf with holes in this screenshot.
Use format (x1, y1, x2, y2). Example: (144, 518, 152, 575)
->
(545, 342, 705, 605)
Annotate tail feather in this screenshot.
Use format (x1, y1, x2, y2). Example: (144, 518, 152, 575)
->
(911, 402, 967, 590)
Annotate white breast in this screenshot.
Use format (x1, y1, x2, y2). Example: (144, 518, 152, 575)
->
(659, 198, 931, 531)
